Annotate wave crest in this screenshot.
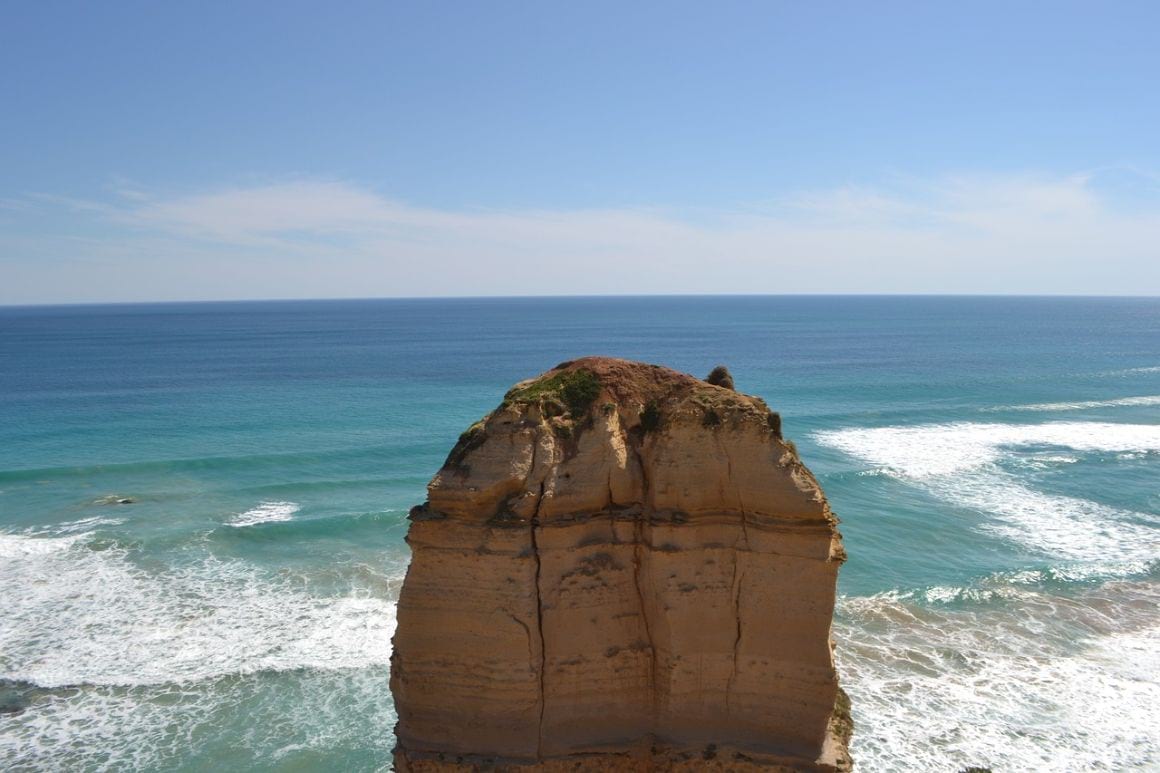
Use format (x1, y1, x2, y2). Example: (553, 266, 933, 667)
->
(814, 421, 1160, 562)
(987, 395, 1160, 412)
(228, 501, 299, 528)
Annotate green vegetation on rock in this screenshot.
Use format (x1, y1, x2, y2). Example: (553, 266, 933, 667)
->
(504, 368, 602, 418)
(705, 365, 735, 390)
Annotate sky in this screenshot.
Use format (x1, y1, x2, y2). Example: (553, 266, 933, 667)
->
(2, 1, 1159, 304)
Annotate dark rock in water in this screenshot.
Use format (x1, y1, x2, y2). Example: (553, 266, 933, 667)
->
(94, 495, 135, 505)
(0, 679, 79, 715)
(0, 679, 36, 716)
(705, 364, 735, 390)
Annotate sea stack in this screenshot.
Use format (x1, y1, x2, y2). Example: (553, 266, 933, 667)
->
(390, 357, 851, 771)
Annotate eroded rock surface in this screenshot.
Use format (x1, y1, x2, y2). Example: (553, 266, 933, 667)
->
(390, 357, 851, 771)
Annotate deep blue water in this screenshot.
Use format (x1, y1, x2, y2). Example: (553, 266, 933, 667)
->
(1, 296, 1157, 771)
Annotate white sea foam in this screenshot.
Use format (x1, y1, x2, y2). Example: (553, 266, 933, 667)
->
(1001, 557, 1157, 585)
(814, 421, 1160, 561)
(820, 417, 1160, 767)
(0, 668, 398, 771)
(0, 532, 84, 557)
(836, 582, 1160, 771)
(988, 394, 1160, 412)
(228, 500, 300, 527)
(47, 515, 127, 534)
(1104, 365, 1160, 376)
(816, 421, 1160, 478)
(862, 560, 1156, 610)
(1010, 453, 1079, 471)
(0, 531, 399, 688)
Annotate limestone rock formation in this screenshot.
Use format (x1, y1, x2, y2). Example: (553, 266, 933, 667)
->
(390, 357, 851, 771)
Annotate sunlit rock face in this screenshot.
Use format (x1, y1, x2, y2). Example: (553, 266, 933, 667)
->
(390, 357, 851, 772)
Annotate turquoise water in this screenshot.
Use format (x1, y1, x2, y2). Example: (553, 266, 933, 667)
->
(1, 296, 1157, 771)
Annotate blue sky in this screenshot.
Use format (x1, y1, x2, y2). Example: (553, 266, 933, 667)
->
(3, 1, 1159, 303)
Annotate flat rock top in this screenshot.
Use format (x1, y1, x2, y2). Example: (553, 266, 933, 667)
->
(436, 357, 785, 478)
(510, 356, 746, 408)
(492, 356, 778, 440)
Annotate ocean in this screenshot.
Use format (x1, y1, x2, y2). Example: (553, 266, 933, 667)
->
(0, 296, 1156, 772)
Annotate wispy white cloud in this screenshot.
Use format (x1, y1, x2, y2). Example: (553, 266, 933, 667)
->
(3, 171, 1159, 303)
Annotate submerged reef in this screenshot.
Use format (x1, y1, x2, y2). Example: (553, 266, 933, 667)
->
(390, 357, 850, 771)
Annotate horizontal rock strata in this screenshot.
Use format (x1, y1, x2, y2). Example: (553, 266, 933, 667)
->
(390, 357, 851, 771)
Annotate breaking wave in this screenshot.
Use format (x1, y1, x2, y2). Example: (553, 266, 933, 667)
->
(836, 579, 1160, 771)
(44, 515, 127, 534)
(815, 421, 1160, 479)
(820, 417, 1160, 768)
(0, 667, 398, 771)
(0, 530, 398, 689)
(987, 395, 1160, 412)
(228, 500, 300, 528)
(814, 421, 1160, 561)
(1103, 365, 1160, 377)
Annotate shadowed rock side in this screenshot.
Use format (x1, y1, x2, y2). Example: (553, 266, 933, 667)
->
(390, 357, 851, 772)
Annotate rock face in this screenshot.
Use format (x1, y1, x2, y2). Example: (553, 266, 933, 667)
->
(390, 357, 851, 771)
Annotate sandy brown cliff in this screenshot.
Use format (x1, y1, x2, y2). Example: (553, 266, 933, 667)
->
(390, 357, 851, 771)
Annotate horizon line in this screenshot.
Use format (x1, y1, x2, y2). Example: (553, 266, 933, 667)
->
(3, 291, 1159, 310)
